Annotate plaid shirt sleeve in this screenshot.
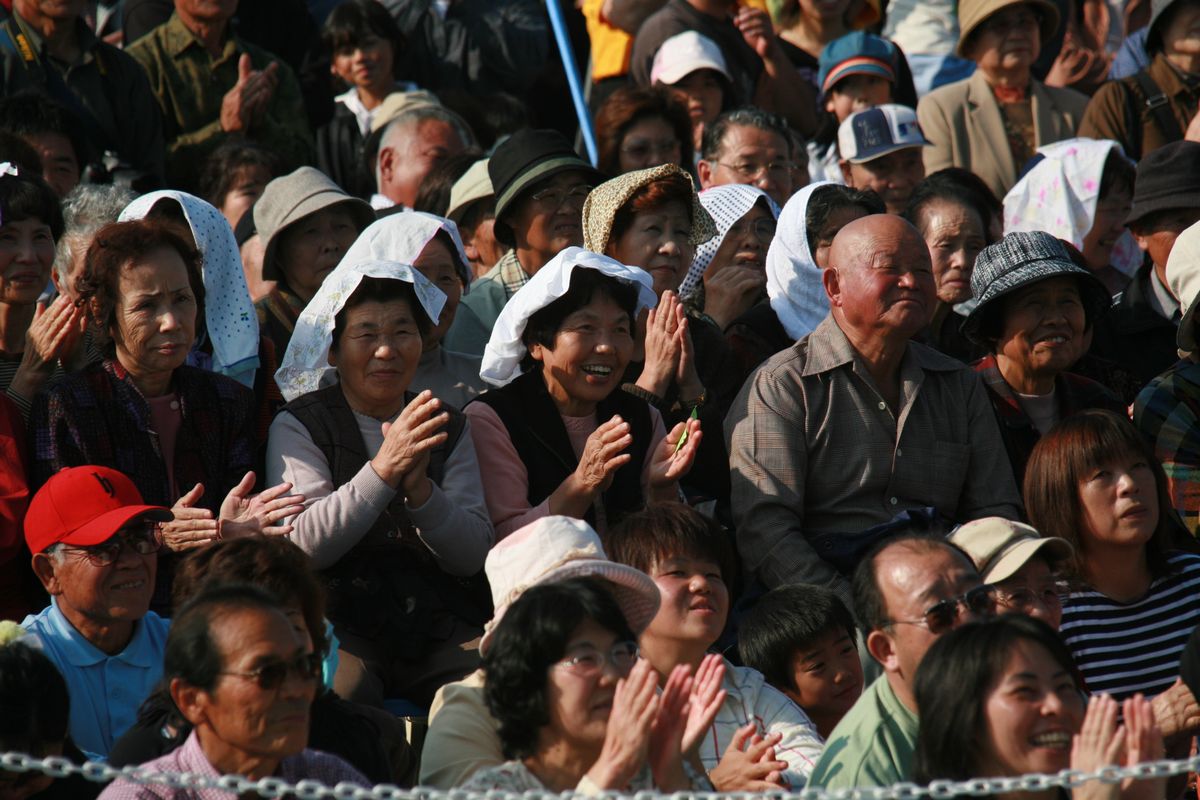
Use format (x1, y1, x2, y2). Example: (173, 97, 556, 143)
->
(1134, 363, 1200, 534)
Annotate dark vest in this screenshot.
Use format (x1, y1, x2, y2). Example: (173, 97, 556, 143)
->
(469, 369, 654, 528)
(284, 383, 490, 653)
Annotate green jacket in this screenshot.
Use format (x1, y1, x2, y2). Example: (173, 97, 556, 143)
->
(809, 675, 919, 789)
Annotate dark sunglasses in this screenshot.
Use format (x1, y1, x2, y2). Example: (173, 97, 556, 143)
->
(219, 652, 323, 691)
(888, 584, 996, 635)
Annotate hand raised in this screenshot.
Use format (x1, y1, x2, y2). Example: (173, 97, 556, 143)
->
(161, 482, 219, 552)
(369, 390, 449, 490)
(218, 471, 306, 538)
(573, 415, 634, 496)
(708, 723, 787, 791)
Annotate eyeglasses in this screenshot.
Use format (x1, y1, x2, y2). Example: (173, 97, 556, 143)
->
(58, 524, 162, 567)
(529, 184, 593, 210)
(728, 217, 777, 244)
(220, 652, 323, 691)
(620, 139, 681, 161)
(556, 641, 639, 677)
(713, 160, 796, 182)
(993, 581, 1070, 613)
(887, 584, 996, 635)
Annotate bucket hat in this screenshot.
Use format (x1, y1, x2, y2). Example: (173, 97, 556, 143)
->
(255, 167, 375, 282)
(489, 129, 604, 248)
(962, 231, 1112, 344)
(582, 163, 716, 255)
(480, 516, 661, 655)
(1125, 141, 1200, 227)
(26, 466, 172, 554)
(949, 517, 1074, 584)
(1166, 219, 1200, 353)
(446, 158, 494, 224)
(956, 0, 1060, 58)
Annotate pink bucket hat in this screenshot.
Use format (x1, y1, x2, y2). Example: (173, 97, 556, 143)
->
(480, 516, 661, 655)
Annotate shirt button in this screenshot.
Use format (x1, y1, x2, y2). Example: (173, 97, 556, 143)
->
(877, 401, 886, 411)
(896, 448, 902, 457)
(890, 497, 898, 505)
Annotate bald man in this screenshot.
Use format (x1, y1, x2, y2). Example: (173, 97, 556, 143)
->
(724, 215, 1021, 603)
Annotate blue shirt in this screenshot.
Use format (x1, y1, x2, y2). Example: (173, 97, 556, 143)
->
(22, 599, 169, 761)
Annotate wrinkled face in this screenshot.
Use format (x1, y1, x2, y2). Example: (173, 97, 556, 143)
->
(380, 119, 465, 208)
(1077, 453, 1160, 553)
(668, 70, 725, 129)
(704, 124, 793, 207)
(412, 237, 461, 345)
(1132, 207, 1200, 268)
(707, 202, 775, 278)
(276, 206, 360, 302)
(609, 200, 694, 297)
(544, 617, 634, 749)
(829, 221, 935, 337)
(328, 297, 423, 413)
(331, 32, 395, 92)
(529, 292, 634, 413)
(995, 276, 1086, 380)
(219, 165, 272, 231)
(825, 75, 894, 124)
(967, 4, 1042, 72)
(618, 117, 682, 174)
(28, 132, 80, 197)
(191, 608, 317, 764)
(977, 639, 1084, 778)
(785, 627, 864, 728)
(0, 217, 55, 307)
(919, 199, 987, 305)
(991, 557, 1064, 631)
(643, 554, 729, 650)
(1082, 189, 1133, 272)
(113, 247, 198, 379)
(811, 205, 870, 270)
(506, 170, 593, 261)
(843, 148, 925, 214)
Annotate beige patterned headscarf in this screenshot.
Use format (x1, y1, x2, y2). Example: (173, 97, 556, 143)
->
(582, 164, 717, 256)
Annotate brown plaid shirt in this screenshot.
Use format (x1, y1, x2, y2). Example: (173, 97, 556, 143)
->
(725, 316, 1022, 595)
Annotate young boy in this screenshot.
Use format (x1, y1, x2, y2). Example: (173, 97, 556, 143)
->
(605, 503, 824, 791)
(837, 103, 930, 213)
(739, 584, 865, 739)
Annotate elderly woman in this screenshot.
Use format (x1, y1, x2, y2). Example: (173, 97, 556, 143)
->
(32, 219, 301, 606)
(678, 184, 780, 333)
(1005, 138, 1138, 296)
(964, 232, 1125, 487)
(917, 0, 1089, 201)
(466, 247, 700, 537)
(0, 167, 77, 417)
(253, 167, 375, 359)
(336, 210, 485, 408)
(448, 129, 604, 356)
(594, 86, 694, 178)
(96, 586, 369, 799)
(269, 259, 492, 708)
(463, 578, 711, 793)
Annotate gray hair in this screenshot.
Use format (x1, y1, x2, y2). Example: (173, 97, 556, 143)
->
(54, 184, 139, 287)
(700, 107, 791, 162)
(374, 105, 476, 191)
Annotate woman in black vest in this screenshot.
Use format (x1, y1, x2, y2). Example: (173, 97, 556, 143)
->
(465, 247, 702, 539)
(266, 259, 492, 710)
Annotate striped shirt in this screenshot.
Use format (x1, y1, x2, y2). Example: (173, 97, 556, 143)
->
(1060, 551, 1200, 700)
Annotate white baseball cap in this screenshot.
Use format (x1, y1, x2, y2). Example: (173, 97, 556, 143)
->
(651, 31, 732, 86)
(837, 104, 930, 164)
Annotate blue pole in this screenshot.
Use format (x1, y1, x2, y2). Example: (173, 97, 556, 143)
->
(545, 0, 599, 166)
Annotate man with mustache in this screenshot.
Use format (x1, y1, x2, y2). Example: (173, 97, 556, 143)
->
(726, 214, 1021, 606)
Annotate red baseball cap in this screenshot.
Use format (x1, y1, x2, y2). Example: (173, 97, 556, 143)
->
(25, 466, 173, 554)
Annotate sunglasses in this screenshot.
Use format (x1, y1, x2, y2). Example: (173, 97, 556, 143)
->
(58, 524, 162, 567)
(219, 652, 323, 691)
(887, 584, 996, 635)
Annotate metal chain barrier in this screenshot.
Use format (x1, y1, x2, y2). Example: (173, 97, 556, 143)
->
(1, 750, 1198, 800)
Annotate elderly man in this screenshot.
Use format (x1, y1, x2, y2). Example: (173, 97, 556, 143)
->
(98, 584, 367, 797)
(127, 0, 312, 191)
(697, 108, 795, 208)
(0, 0, 165, 185)
(372, 104, 471, 211)
(21, 465, 173, 760)
(809, 534, 990, 788)
(725, 214, 1021, 602)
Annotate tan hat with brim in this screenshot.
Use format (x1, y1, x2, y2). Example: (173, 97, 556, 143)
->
(949, 517, 1074, 584)
(956, 0, 1060, 58)
(255, 167, 375, 283)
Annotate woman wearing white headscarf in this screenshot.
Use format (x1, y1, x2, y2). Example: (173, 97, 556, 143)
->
(466, 247, 701, 539)
(336, 210, 485, 408)
(679, 185, 780, 332)
(268, 259, 492, 709)
(1003, 138, 1139, 296)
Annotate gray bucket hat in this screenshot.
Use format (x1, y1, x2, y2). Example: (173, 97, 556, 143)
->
(254, 167, 375, 282)
(962, 231, 1113, 345)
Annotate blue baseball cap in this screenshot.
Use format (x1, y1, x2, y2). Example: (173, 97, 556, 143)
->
(818, 32, 898, 99)
(837, 104, 930, 164)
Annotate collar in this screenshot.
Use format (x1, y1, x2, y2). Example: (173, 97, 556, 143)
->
(496, 249, 529, 299)
(175, 731, 225, 781)
(163, 11, 236, 62)
(800, 316, 960, 377)
(1147, 263, 1181, 321)
(1151, 52, 1198, 97)
(44, 598, 159, 669)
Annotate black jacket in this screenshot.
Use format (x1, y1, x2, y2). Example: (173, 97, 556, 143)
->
(1091, 260, 1179, 397)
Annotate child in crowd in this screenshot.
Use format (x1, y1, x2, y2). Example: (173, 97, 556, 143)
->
(198, 139, 281, 231)
(739, 584, 865, 739)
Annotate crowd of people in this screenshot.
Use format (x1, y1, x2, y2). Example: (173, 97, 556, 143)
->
(3, 0, 1200, 796)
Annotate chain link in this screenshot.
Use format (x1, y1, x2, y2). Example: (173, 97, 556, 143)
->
(2, 750, 1200, 799)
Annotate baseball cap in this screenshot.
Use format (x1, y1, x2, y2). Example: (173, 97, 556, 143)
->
(650, 31, 732, 86)
(838, 104, 930, 164)
(25, 466, 172, 554)
(446, 158, 494, 224)
(818, 32, 898, 99)
(948, 517, 1074, 584)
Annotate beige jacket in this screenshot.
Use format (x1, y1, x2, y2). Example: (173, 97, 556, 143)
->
(917, 69, 1089, 200)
